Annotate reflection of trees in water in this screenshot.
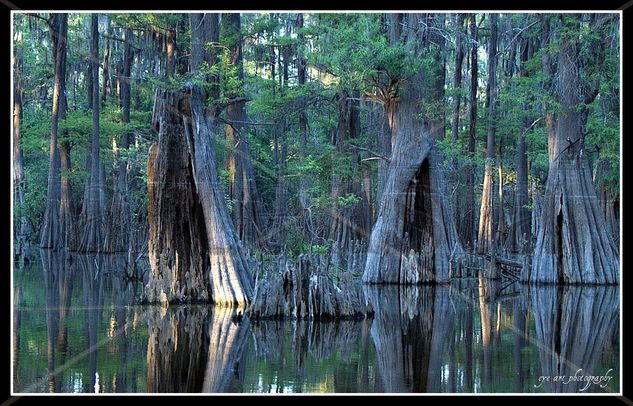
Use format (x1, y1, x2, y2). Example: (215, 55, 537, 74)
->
(40, 249, 73, 393)
(76, 253, 106, 392)
(202, 309, 250, 392)
(477, 276, 499, 388)
(513, 290, 529, 392)
(143, 306, 250, 393)
(530, 286, 619, 393)
(364, 284, 456, 392)
(13, 255, 27, 390)
(21, 251, 620, 394)
(248, 319, 372, 392)
(251, 320, 364, 363)
(144, 306, 210, 392)
(364, 280, 520, 393)
(103, 255, 141, 392)
(37, 251, 139, 393)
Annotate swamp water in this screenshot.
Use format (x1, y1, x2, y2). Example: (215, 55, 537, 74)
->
(12, 250, 619, 393)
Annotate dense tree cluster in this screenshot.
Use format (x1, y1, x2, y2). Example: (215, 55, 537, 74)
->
(13, 13, 620, 304)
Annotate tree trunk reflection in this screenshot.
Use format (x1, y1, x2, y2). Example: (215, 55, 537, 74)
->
(364, 284, 456, 392)
(530, 286, 618, 393)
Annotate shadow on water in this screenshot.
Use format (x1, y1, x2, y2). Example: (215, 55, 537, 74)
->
(13, 250, 620, 393)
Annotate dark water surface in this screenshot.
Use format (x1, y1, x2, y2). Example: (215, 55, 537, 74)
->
(12, 250, 619, 393)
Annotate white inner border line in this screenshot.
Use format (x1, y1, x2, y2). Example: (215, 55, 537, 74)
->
(8, 9, 625, 397)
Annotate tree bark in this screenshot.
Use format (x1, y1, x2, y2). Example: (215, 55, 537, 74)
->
(376, 101, 393, 208)
(594, 158, 619, 248)
(529, 16, 619, 284)
(189, 13, 253, 306)
(56, 20, 76, 251)
(40, 13, 68, 249)
(363, 14, 463, 284)
(450, 15, 465, 146)
(449, 14, 465, 217)
(477, 13, 498, 258)
(144, 90, 210, 304)
(78, 14, 107, 252)
(165, 23, 176, 79)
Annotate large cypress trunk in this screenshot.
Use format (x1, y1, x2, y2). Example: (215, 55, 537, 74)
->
(363, 14, 463, 284)
(40, 14, 68, 249)
(78, 14, 107, 252)
(144, 90, 210, 304)
(529, 16, 618, 284)
(188, 13, 253, 306)
(594, 157, 619, 250)
(145, 14, 254, 307)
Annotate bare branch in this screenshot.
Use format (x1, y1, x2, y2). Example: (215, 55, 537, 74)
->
(26, 13, 52, 28)
(348, 144, 391, 163)
(102, 33, 143, 51)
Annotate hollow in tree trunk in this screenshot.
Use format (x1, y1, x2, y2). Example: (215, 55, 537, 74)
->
(363, 14, 463, 284)
(144, 90, 210, 304)
(530, 17, 618, 284)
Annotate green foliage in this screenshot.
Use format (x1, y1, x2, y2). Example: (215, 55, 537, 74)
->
(307, 14, 429, 93)
(12, 12, 620, 257)
(337, 193, 360, 208)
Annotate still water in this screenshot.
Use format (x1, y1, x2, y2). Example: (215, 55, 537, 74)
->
(13, 250, 619, 394)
